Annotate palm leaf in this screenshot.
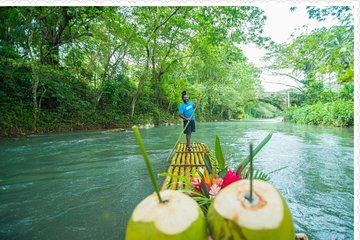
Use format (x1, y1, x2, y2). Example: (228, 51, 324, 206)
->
(243, 168, 270, 181)
(215, 135, 226, 169)
(180, 189, 213, 214)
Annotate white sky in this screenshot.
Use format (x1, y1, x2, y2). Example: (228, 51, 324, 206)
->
(241, 6, 338, 92)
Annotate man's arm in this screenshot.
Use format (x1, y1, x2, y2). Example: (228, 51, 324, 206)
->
(179, 105, 190, 120)
(179, 114, 190, 121)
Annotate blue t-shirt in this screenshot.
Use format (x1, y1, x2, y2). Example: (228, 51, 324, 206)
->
(178, 100, 195, 120)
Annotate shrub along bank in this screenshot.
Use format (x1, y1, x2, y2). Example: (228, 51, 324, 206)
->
(284, 99, 353, 127)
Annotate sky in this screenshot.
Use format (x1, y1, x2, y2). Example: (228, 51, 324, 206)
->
(241, 6, 338, 92)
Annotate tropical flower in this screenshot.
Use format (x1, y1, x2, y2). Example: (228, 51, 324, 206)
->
(222, 169, 241, 189)
(190, 178, 201, 187)
(212, 177, 223, 187)
(209, 184, 221, 199)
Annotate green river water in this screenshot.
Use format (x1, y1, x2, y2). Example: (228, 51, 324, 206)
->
(0, 121, 354, 240)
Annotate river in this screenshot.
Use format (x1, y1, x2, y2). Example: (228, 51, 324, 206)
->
(0, 121, 354, 240)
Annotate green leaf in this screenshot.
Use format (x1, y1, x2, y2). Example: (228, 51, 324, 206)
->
(203, 154, 213, 175)
(218, 168, 228, 178)
(133, 127, 163, 203)
(215, 135, 225, 169)
(240, 131, 273, 175)
(252, 169, 270, 181)
(196, 169, 205, 182)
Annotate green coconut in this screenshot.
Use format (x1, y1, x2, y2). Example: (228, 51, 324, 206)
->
(208, 180, 295, 240)
(126, 190, 207, 240)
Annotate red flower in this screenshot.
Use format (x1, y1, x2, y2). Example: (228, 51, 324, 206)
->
(222, 169, 241, 188)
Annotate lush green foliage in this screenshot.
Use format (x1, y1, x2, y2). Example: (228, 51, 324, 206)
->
(284, 100, 353, 127)
(0, 6, 354, 136)
(245, 102, 282, 119)
(0, 6, 268, 136)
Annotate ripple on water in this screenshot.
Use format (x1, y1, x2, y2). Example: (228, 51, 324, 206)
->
(0, 122, 354, 240)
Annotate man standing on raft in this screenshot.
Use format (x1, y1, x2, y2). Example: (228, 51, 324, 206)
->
(178, 91, 197, 151)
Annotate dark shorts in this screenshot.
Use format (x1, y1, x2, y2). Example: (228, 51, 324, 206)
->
(183, 120, 195, 134)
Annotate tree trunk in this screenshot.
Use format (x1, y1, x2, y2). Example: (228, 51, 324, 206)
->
(220, 107, 225, 119)
(227, 109, 231, 120)
(41, 45, 60, 65)
(131, 74, 146, 119)
(131, 80, 143, 119)
(27, 25, 41, 128)
(93, 64, 101, 111)
(167, 102, 172, 111)
(31, 71, 40, 127)
(153, 71, 164, 107)
(131, 46, 150, 119)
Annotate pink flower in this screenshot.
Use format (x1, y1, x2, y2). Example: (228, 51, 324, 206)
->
(212, 177, 223, 187)
(190, 178, 201, 187)
(222, 169, 241, 188)
(209, 184, 221, 199)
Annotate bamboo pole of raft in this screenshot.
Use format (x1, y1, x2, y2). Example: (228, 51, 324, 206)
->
(197, 144, 206, 165)
(202, 143, 208, 159)
(176, 151, 208, 153)
(195, 143, 200, 166)
(195, 143, 204, 171)
(184, 150, 192, 190)
(161, 143, 181, 190)
(190, 149, 196, 183)
(194, 144, 200, 165)
(192, 144, 199, 176)
(178, 146, 187, 189)
(201, 143, 209, 163)
(170, 143, 183, 190)
(171, 164, 205, 166)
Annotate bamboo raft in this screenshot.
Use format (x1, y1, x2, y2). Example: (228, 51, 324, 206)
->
(161, 142, 209, 191)
(161, 142, 308, 240)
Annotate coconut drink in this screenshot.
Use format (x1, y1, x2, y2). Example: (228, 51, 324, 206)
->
(207, 179, 295, 240)
(126, 190, 207, 240)
(128, 127, 207, 240)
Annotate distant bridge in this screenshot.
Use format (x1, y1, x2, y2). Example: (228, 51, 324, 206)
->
(256, 91, 291, 111)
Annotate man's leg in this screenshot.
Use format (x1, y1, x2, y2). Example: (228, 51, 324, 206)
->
(186, 133, 191, 150)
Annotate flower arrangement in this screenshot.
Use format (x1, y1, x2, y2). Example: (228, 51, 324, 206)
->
(190, 168, 240, 199)
(185, 132, 273, 213)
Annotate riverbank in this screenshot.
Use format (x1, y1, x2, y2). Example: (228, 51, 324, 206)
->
(0, 123, 131, 138)
(1, 113, 243, 138)
(2, 112, 352, 139)
(0, 117, 243, 138)
(0, 119, 182, 138)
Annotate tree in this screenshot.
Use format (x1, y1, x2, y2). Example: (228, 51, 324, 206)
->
(0, 6, 270, 135)
(264, 7, 354, 105)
